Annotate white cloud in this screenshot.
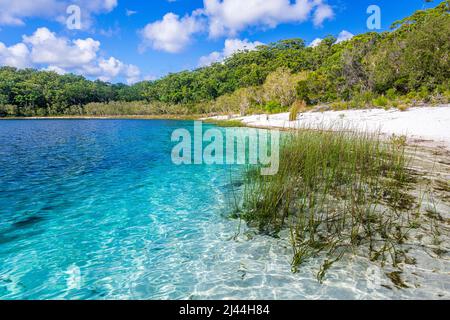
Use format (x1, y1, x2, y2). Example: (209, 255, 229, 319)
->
(204, 0, 334, 37)
(199, 51, 223, 67)
(82, 57, 141, 84)
(0, 27, 141, 84)
(143, 75, 157, 81)
(141, 0, 333, 53)
(308, 30, 355, 48)
(309, 38, 323, 47)
(312, 2, 334, 26)
(199, 38, 264, 67)
(44, 65, 67, 75)
(222, 38, 264, 57)
(140, 12, 204, 53)
(336, 30, 354, 43)
(0, 42, 31, 68)
(23, 28, 100, 69)
(0, 0, 118, 27)
(0, 0, 61, 26)
(98, 57, 126, 80)
(124, 65, 142, 84)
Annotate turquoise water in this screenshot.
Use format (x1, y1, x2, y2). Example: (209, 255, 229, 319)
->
(0, 120, 245, 299)
(1, 120, 448, 300)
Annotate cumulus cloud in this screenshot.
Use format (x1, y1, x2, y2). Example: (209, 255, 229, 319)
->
(44, 65, 67, 75)
(0, 0, 61, 26)
(0, 42, 31, 69)
(309, 38, 323, 47)
(124, 65, 142, 84)
(81, 57, 141, 84)
(204, 0, 334, 37)
(199, 51, 223, 67)
(199, 38, 264, 67)
(0, 28, 141, 84)
(140, 12, 204, 53)
(312, 2, 334, 26)
(141, 0, 333, 53)
(336, 30, 354, 43)
(308, 30, 355, 48)
(23, 28, 100, 69)
(0, 0, 117, 28)
(222, 38, 264, 57)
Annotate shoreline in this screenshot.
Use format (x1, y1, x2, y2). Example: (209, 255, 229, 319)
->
(212, 105, 450, 151)
(2, 105, 450, 150)
(0, 114, 201, 120)
(1, 107, 449, 299)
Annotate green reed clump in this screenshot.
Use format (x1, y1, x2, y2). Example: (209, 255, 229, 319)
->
(239, 128, 418, 280)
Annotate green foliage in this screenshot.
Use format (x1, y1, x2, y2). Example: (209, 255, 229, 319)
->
(330, 101, 349, 110)
(262, 67, 300, 107)
(0, 1, 448, 117)
(239, 128, 420, 280)
(386, 88, 397, 100)
(369, 1, 450, 94)
(373, 96, 389, 107)
(296, 80, 311, 105)
(264, 101, 284, 114)
(289, 100, 307, 121)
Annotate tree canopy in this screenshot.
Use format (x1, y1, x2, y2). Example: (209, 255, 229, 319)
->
(0, 1, 449, 117)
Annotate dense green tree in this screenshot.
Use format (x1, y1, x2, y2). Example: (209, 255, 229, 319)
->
(0, 1, 448, 116)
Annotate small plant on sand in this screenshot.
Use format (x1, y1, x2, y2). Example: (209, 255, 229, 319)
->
(264, 101, 285, 114)
(397, 104, 409, 112)
(390, 134, 407, 147)
(289, 100, 307, 121)
(330, 101, 349, 111)
(373, 96, 389, 108)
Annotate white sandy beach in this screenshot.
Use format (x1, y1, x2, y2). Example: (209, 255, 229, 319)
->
(226, 105, 450, 150)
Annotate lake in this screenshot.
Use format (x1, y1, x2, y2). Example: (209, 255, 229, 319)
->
(0, 120, 447, 299)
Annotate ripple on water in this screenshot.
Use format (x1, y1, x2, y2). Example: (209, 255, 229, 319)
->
(0, 120, 448, 300)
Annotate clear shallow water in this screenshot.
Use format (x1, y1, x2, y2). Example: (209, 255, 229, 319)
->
(0, 120, 448, 300)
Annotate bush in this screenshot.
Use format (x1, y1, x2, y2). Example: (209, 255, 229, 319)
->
(264, 101, 284, 114)
(386, 88, 398, 100)
(418, 86, 431, 102)
(289, 100, 307, 121)
(296, 80, 311, 105)
(0, 104, 15, 117)
(397, 104, 409, 112)
(263, 67, 302, 108)
(330, 101, 349, 111)
(372, 96, 388, 107)
(391, 100, 399, 108)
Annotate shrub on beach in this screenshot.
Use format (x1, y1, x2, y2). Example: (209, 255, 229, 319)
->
(289, 100, 307, 121)
(264, 101, 285, 114)
(372, 96, 389, 108)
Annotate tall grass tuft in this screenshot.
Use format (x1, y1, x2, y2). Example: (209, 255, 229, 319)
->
(239, 126, 418, 280)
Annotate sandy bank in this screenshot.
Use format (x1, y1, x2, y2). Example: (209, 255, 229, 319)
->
(230, 105, 450, 150)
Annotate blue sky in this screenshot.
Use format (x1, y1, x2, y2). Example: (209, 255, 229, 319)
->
(0, 0, 438, 84)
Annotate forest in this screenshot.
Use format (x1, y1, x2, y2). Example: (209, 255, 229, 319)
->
(0, 1, 449, 117)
